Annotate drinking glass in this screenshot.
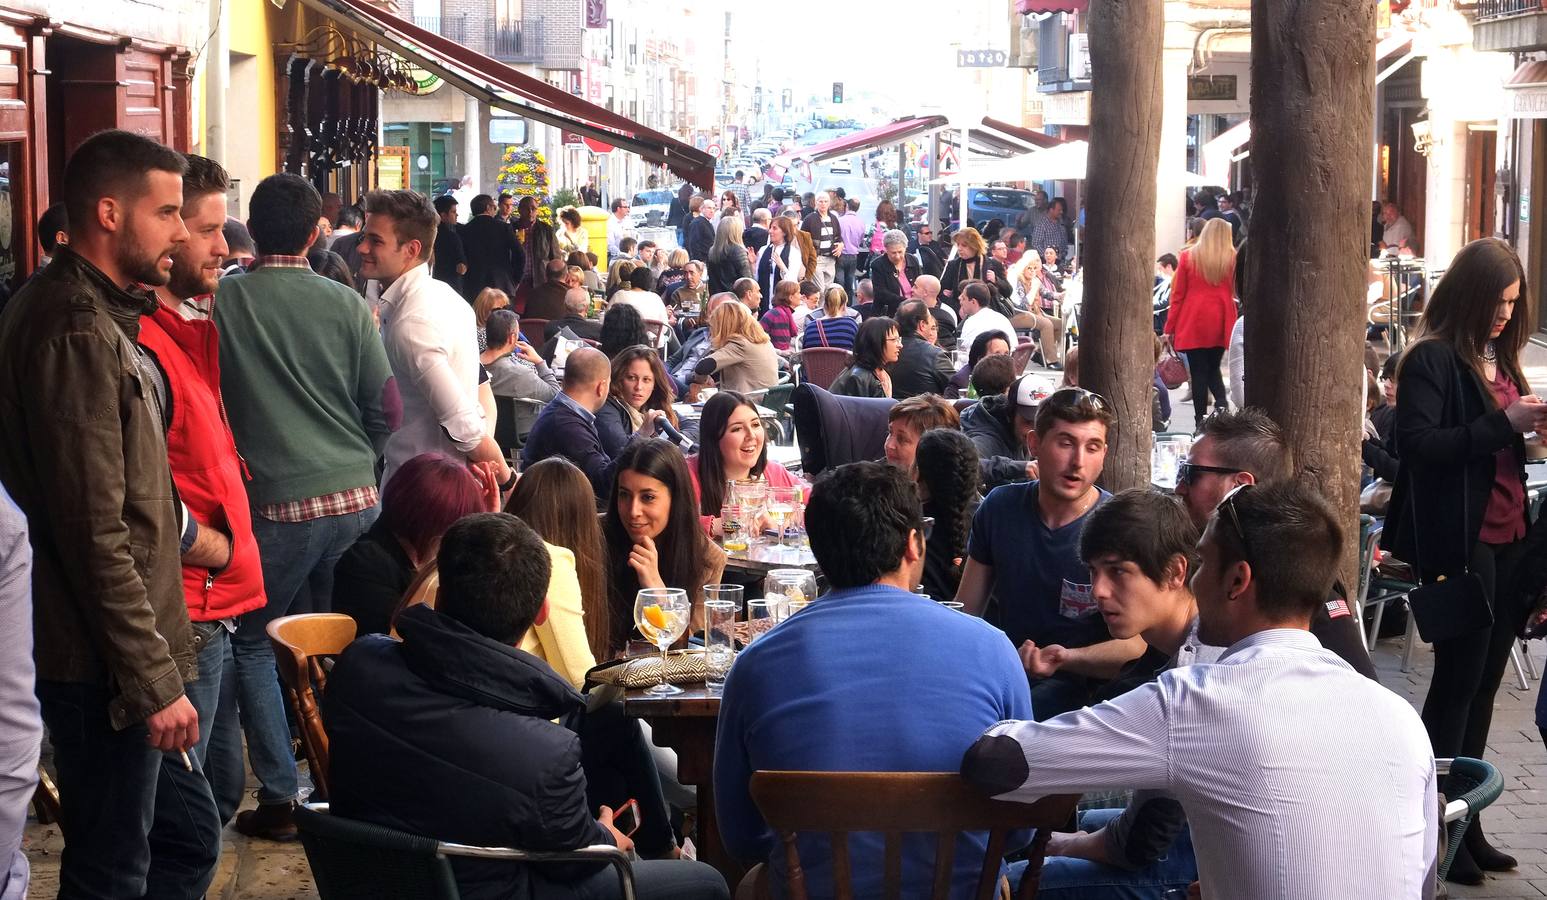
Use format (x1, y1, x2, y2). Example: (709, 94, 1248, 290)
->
(764, 569, 817, 620)
(766, 486, 800, 548)
(939, 601, 966, 612)
(704, 583, 744, 612)
(634, 588, 690, 695)
(703, 598, 737, 694)
(745, 599, 784, 643)
(720, 500, 749, 551)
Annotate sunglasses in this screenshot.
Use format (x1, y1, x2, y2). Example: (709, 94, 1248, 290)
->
(1217, 483, 1255, 568)
(1043, 386, 1109, 412)
(1175, 460, 1243, 486)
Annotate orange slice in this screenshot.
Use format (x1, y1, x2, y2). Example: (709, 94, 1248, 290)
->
(643, 604, 668, 630)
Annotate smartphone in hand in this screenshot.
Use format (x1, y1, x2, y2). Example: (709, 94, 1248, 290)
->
(612, 798, 641, 837)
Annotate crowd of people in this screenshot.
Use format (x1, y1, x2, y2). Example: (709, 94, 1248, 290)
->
(0, 128, 1541, 900)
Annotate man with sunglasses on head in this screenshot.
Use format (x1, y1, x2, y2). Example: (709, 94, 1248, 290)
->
(1171, 408, 1376, 678)
(963, 480, 1439, 899)
(956, 387, 1147, 719)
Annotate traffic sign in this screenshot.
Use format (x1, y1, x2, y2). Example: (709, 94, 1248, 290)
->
(707, 143, 722, 159)
(939, 145, 960, 174)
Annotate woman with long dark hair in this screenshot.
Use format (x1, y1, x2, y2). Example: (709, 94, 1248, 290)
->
(506, 457, 612, 665)
(596, 345, 678, 457)
(604, 439, 726, 655)
(686, 392, 801, 533)
(829, 316, 900, 398)
(599, 302, 648, 359)
(912, 429, 981, 602)
(1386, 237, 1545, 884)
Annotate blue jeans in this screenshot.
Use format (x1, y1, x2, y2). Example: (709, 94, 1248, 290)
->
(38, 679, 220, 899)
(558, 858, 729, 900)
(184, 624, 246, 824)
(1011, 809, 1198, 900)
(234, 506, 378, 804)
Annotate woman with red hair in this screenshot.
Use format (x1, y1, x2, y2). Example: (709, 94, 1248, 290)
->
(332, 453, 487, 635)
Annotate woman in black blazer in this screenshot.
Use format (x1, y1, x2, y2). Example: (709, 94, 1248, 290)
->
(1385, 238, 1546, 883)
(867, 229, 922, 319)
(939, 227, 1011, 311)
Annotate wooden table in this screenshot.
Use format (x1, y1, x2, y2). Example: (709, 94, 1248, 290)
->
(621, 687, 744, 884)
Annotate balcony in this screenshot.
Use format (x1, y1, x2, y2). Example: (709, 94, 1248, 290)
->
(487, 18, 544, 63)
(412, 15, 468, 45)
(1475, 0, 1547, 51)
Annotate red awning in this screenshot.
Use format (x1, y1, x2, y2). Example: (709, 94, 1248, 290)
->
(781, 115, 950, 166)
(1016, 0, 1087, 13)
(978, 117, 1066, 150)
(297, 0, 716, 189)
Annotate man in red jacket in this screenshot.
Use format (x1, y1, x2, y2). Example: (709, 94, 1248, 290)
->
(138, 155, 268, 835)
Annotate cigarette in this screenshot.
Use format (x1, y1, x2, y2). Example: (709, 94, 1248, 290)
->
(179, 750, 193, 772)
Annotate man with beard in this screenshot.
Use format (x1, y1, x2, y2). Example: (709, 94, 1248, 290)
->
(954, 387, 1146, 720)
(0, 129, 209, 896)
(137, 155, 268, 834)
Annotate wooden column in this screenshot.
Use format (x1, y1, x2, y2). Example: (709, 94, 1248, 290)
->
(1245, 0, 1376, 589)
(1079, 0, 1164, 491)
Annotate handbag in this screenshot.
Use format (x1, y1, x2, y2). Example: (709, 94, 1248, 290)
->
(1403, 360, 1492, 644)
(588, 649, 707, 690)
(1155, 349, 1188, 390)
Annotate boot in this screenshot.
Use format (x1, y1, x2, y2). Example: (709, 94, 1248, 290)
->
(233, 800, 298, 842)
(1445, 840, 1484, 885)
(1464, 817, 1516, 872)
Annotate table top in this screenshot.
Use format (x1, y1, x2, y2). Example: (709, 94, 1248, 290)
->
(721, 538, 819, 574)
(622, 685, 722, 717)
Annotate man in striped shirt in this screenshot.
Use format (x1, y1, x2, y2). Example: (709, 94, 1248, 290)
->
(964, 480, 1438, 899)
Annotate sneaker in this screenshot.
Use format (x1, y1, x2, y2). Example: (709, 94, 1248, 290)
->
(233, 801, 298, 842)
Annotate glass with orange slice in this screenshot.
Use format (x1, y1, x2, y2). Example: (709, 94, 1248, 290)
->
(634, 587, 690, 695)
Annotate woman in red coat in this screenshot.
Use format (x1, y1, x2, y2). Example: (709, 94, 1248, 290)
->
(1163, 217, 1238, 428)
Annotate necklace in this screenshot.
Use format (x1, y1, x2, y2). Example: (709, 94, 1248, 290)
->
(1482, 341, 1498, 364)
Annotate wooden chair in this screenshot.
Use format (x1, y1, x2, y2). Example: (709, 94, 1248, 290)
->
(746, 771, 1078, 900)
(798, 347, 851, 390)
(267, 613, 358, 802)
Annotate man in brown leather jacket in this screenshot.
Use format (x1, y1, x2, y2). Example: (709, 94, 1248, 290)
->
(0, 129, 210, 898)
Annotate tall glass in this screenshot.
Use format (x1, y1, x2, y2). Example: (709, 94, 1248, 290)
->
(704, 583, 744, 612)
(634, 588, 690, 695)
(732, 480, 768, 544)
(703, 599, 737, 694)
(721, 499, 749, 551)
(764, 569, 817, 620)
(766, 486, 800, 549)
(745, 599, 784, 643)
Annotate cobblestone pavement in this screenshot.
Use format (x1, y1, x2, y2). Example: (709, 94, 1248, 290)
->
(16, 632, 1547, 899)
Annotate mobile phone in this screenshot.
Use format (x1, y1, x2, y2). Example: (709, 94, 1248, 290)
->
(612, 798, 641, 837)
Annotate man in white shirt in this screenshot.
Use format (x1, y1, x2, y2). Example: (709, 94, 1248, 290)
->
(362, 190, 513, 490)
(955, 281, 1016, 354)
(962, 480, 1438, 900)
(1380, 202, 1416, 252)
(607, 197, 636, 259)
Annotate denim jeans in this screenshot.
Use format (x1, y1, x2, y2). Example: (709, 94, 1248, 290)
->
(558, 858, 728, 900)
(234, 506, 379, 804)
(38, 679, 220, 900)
(184, 624, 245, 824)
(1010, 809, 1197, 900)
(836, 254, 858, 296)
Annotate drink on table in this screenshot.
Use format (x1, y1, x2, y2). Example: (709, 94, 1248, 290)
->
(703, 597, 738, 694)
(634, 587, 690, 695)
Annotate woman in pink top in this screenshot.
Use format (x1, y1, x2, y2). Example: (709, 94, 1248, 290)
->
(686, 391, 801, 535)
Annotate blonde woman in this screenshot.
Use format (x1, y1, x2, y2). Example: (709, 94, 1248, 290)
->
(707, 215, 754, 294)
(605, 257, 637, 299)
(472, 287, 511, 351)
(1163, 217, 1237, 427)
(696, 300, 780, 394)
(1010, 255, 1064, 368)
(941, 226, 1010, 305)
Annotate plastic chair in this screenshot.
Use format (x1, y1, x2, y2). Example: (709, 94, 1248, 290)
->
(743, 771, 1077, 900)
(295, 802, 635, 900)
(1436, 758, 1505, 884)
(760, 382, 796, 445)
(798, 347, 851, 391)
(267, 614, 358, 801)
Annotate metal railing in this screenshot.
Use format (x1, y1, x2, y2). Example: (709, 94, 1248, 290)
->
(411, 15, 469, 44)
(485, 18, 545, 63)
(1477, 0, 1547, 20)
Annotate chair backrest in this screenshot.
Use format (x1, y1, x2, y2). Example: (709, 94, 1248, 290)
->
(1356, 514, 1379, 608)
(750, 771, 1078, 900)
(519, 318, 549, 345)
(799, 347, 851, 390)
(267, 613, 358, 801)
(643, 319, 669, 348)
(295, 803, 461, 900)
(791, 384, 895, 477)
(390, 565, 440, 639)
(1011, 341, 1035, 376)
(493, 395, 521, 456)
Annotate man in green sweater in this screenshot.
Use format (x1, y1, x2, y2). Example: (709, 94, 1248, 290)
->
(214, 173, 394, 840)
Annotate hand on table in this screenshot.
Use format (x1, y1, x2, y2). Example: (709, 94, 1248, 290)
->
(1019, 641, 1067, 678)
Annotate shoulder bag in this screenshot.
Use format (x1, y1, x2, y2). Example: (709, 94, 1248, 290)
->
(1403, 358, 1491, 643)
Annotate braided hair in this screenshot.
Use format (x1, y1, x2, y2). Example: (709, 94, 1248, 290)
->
(914, 428, 980, 576)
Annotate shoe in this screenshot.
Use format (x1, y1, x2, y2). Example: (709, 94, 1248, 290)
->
(233, 801, 298, 842)
(1464, 819, 1516, 872)
(1446, 842, 1485, 885)
(1047, 361, 1063, 371)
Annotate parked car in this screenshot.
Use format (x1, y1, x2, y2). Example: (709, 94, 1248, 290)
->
(828, 158, 852, 175)
(629, 188, 677, 228)
(964, 188, 1038, 228)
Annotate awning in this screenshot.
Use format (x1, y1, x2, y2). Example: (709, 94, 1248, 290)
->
(296, 0, 716, 189)
(1200, 120, 1250, 186)
(1505, 61, 1547, 118)
(978, 116, 1066, 150)
(777, 115, 949, 167)
(1016, 0, 1087, 13)
(929, 141, 1209, 187)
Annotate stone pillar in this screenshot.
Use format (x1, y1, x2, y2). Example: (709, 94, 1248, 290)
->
(463, 95, 480, 188)
(1155, 22, 1192, 258)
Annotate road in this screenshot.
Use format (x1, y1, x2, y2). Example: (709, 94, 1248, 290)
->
(769, 127, 886, 229)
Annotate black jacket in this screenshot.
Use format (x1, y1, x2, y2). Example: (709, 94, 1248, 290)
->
(890, 335, 954, 401)
(1383, 340, 1527, 575)
(868, 254, 922, 319)
(940, 256, 1010, 309)
(460, 215, 525, 301)
(521, 395, 616, 503)
(325, 604, 609, 900)
(540, 315, 604, 363)
(432, 227, 466, 295)
(331, 518, 415, 636)
(685, 216, 715, 263)
(961, 394, 1030, 490)
(829, 365, 886, 399)
(707, 248, 753, 295)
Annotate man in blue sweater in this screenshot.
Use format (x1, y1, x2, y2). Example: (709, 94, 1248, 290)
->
(714, 461, 1033, 895)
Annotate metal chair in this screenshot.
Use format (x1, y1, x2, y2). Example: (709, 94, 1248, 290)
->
(797, 347, 851, 391)
(1436, 758, 1504, 884)
(295, 802, 635, 900)
(744, 771, 1077, 900)
(267, 614, 358, 801)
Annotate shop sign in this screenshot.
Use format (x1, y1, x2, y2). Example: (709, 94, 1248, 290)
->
(1508, 86, 1547, 119)
(1041, 90, 1090, 126)
(957, 49, 1008, 68)
(1188, 75, 1236, 102)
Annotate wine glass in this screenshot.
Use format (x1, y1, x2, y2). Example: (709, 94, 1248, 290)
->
(766, 486, 800, 549)
(634, 588, 690, 695)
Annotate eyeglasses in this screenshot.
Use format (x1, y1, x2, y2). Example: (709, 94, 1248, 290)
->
(1217, 483, 1255, 569)
(1175, 460, 1243, 486)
